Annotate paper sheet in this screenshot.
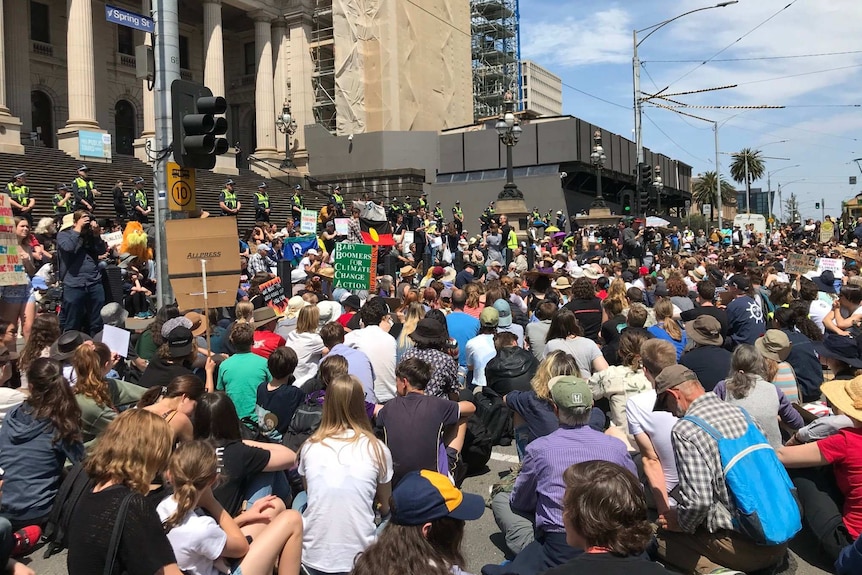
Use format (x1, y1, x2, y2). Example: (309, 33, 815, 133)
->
(102, 325, 130, 358)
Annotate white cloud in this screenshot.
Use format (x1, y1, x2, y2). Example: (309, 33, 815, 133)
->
(521, 8, 632, 67)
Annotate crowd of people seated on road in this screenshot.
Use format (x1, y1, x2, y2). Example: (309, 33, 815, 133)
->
(5, 192, 862, 575)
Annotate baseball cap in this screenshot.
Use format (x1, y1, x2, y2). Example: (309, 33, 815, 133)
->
(132, 176, 145, 184)
(258, 182, 268, 189)
(492, 299, 512, 327)
(654, 365, 699, 411)
(548, 376, 593, 409)
(479, 307, 499, 328)
(166, 326, 194, 357)
(391, 470, 485, 526)
(727, 274, 750, 292)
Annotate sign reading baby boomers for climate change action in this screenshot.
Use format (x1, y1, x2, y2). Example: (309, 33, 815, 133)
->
(334, 243, 374, 291)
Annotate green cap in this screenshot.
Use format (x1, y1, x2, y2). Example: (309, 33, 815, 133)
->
(479, 307, 499, 327)
(548, 376, 593, 409)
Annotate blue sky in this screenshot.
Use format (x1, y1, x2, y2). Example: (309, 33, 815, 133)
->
(518, 0, 862, 221)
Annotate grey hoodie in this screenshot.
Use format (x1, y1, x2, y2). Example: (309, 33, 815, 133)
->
(0, 403, 84, 522)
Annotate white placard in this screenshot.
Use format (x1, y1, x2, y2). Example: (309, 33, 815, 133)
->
(101, 325, 130, 358)
(101, 231, 123, 248)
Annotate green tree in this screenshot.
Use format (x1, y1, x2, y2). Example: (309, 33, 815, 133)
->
(729, 148, 765, 185)
(784, 192, 800, 222)
(691, 171, 737, 208)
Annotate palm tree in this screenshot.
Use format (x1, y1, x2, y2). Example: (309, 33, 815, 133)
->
(729, 148, 765, 185)
(692, 171, 737, 207)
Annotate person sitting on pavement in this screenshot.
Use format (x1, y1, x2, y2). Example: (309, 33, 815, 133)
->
(679, 315, 732, 392)
(483, 376, 636, 575)
(587, 328, 651, 432)
(216, 322, 271, 424)
(652, 365, 790, 574)
(319, 321, 375, 403)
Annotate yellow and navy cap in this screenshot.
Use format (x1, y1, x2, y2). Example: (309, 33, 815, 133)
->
(391, 470, 485, 526)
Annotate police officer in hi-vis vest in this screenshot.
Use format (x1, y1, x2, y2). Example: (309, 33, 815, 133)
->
(452, 201, 464, 235)
(291, 184, 304, 225)
(254, 182, 271, 223)
(6, 171, 35, 225)
(434, 201, 444, 230)
(130, 177, 151, 224)
(53, 183, 74, 224)
(219, 179, 241, 216)
(72, 165, 99, 212)
(329, 184, 345, 216)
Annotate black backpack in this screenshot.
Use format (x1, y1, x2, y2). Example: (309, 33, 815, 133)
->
(282, 394, 324, 452)
(43, 463, 92, 558)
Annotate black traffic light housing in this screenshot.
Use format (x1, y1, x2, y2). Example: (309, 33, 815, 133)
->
(815, 202, 820, 209)
(638, 162, 653, 214)
(171, 79, 229, 169)
(620, 190, 634, 214)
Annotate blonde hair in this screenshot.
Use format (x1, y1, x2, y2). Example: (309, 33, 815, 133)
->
(607, 279, 628, 308)
(398, 302, 426, 347)
(465, 283, 482, 308)
(85, 410, 173, 494)
(71, 345, 114, 408)
(307, 375, 386, 467)
(654, 299, 682, 341)
(235, 301, 254, 323)
(163, 440, 218, 531)
(296, 305, 320, 333)
(531, 350, 578, 400)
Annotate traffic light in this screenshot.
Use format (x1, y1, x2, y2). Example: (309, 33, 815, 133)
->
(638, 162, 652, 213)
(815, 202, 820, 209)
(620, 190, 634, 214)
(171, 79, 229, 169)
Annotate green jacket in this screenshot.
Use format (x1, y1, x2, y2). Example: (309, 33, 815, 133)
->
(76, 379, 146, 452)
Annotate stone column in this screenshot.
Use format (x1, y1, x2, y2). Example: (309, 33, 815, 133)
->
(271, 19, 288, 154)
(134, 0, 155, 162)
(0, 0, 22, 152)
(4, 0, 30, 129)
(252, 12, 276, 156)
(286, 10, 315, 171)
(201, 0, 236, 174)
(64, 0, 99, 129)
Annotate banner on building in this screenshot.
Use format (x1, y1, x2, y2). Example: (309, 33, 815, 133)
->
(79, 131, 112, 159)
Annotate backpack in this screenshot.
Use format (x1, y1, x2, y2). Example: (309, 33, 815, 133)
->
(282, 393, 324, 452)
(43, 463, 93, 558)
(684, 409, 802, 545)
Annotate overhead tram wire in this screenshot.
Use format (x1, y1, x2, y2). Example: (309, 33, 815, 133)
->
(648, 49, 862, 64)
(642, 112, 710, 164)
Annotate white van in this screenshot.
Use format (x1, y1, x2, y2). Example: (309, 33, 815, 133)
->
(733, 214, 767, 244)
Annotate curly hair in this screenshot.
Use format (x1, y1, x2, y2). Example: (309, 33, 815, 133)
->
(562, 460, 652, 555)
(85, 409, 173, 495)
(352, 518, 464, 575)
(19, 314, 60, 374)
(666, 276, 689, 298)
(570, 277, 595, 301)
(71, 345, 114, 408)
(147, 304, 180, 348)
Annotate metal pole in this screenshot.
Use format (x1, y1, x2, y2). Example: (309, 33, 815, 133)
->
(633, 30, 644, 214)
(744, 154, 750, 215)
(778, 184, 783, 222)
(153, 0, 180, 308)
(767, 171, 772, 233)
(714, 122, 722, 230)
(822, 197, 825, 222)
(596, 166, 603, 201)
(506, 141, 514, 189)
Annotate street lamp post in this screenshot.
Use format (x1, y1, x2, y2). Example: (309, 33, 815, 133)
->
(654, 165, 664, 213)
(633, 2, 738, 200)
(275, 101, 298, 169)
(496, 91, 523, 199)
(590, 130, 607, 208)
(767, 164, 799, 227)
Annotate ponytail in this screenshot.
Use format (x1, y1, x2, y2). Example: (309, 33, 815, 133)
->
(137, 374, 205, 409)
(163, 441, 218, 532)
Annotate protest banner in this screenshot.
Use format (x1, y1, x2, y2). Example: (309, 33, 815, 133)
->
(785, 253, 816, 275)
(816, 257, 844, 276)
(166, 217, 240, 309)
(300, 209, 317, 233)
(334, 242, 373, 291)
(260, 277, 288, 315)
(0, 195, 28, 286)
(335, 218, 350, 236)
(101, 231, 123, 248)
(820, 221, 835, 243)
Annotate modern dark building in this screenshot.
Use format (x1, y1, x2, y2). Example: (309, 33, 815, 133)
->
(736, 188, 774, 217)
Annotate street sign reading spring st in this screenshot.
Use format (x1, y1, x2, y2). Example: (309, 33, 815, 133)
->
(105, 5, 154, 33)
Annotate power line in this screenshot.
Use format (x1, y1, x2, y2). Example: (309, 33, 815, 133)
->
(664, 0, 802, 90)
(560, 81, 629, 110)
(647, 49, 862, 63)
(736, 63, 862, 86)
(643, 112, 709, 163)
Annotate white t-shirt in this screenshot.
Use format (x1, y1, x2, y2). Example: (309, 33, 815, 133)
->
(626, 390, 679, 500)
(808, 299, 831, 333)
(465, 334, 496, 387)
(543, 337, 602, 379)
(284, 331, 325, 387)
(298, 430, 393, 573)
(0, 389, 27, 428)
(156, 497, 226, 575)
(345, 325, 397, 402)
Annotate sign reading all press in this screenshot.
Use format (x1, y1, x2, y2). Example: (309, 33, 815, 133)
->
(334, 243, 373, 291)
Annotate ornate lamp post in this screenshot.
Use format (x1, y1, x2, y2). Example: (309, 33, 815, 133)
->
(653, 165, 664, 213)
(275, 101, 297, 169)
(495, 91, 523, 199)
(590, 129, 607, 208)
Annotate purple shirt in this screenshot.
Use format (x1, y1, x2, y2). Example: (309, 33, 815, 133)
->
(510, 424, 636, 533)
(325, 344, 376, 404)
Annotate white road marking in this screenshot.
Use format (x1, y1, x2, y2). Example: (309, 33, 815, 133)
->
(489, 452, 519, 464)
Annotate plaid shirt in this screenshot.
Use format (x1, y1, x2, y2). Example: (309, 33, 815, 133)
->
(347, 217, 363, 243)
(671, 392, 763, 534)
(247, 252, 275, 276)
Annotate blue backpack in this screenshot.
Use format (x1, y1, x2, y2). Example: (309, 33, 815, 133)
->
(684, 409, 802, 545)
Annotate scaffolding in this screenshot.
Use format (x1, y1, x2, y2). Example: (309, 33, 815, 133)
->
(471, 0, 521, 121)
(311, 0, 337, 134)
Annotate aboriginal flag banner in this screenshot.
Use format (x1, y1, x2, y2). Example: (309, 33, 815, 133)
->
(359, 219, 395, 246)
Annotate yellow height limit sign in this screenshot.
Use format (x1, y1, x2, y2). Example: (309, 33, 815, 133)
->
(167, 161, 196, 211)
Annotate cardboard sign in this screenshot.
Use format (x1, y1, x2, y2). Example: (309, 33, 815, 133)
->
(816, 257, 844, 277)
(165, 217, 240, 309)
(0, 196, 29, 286)
(335, 218, 350, 236)
(334, 242, 373, 291)
(785, 253, 816, 275)
(820, 221, 834, 243)
(167, 162, 196, 212)
(300, 210, 317, 233)
(101, 231, 123, 248)
(260, 277, 288, 315)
